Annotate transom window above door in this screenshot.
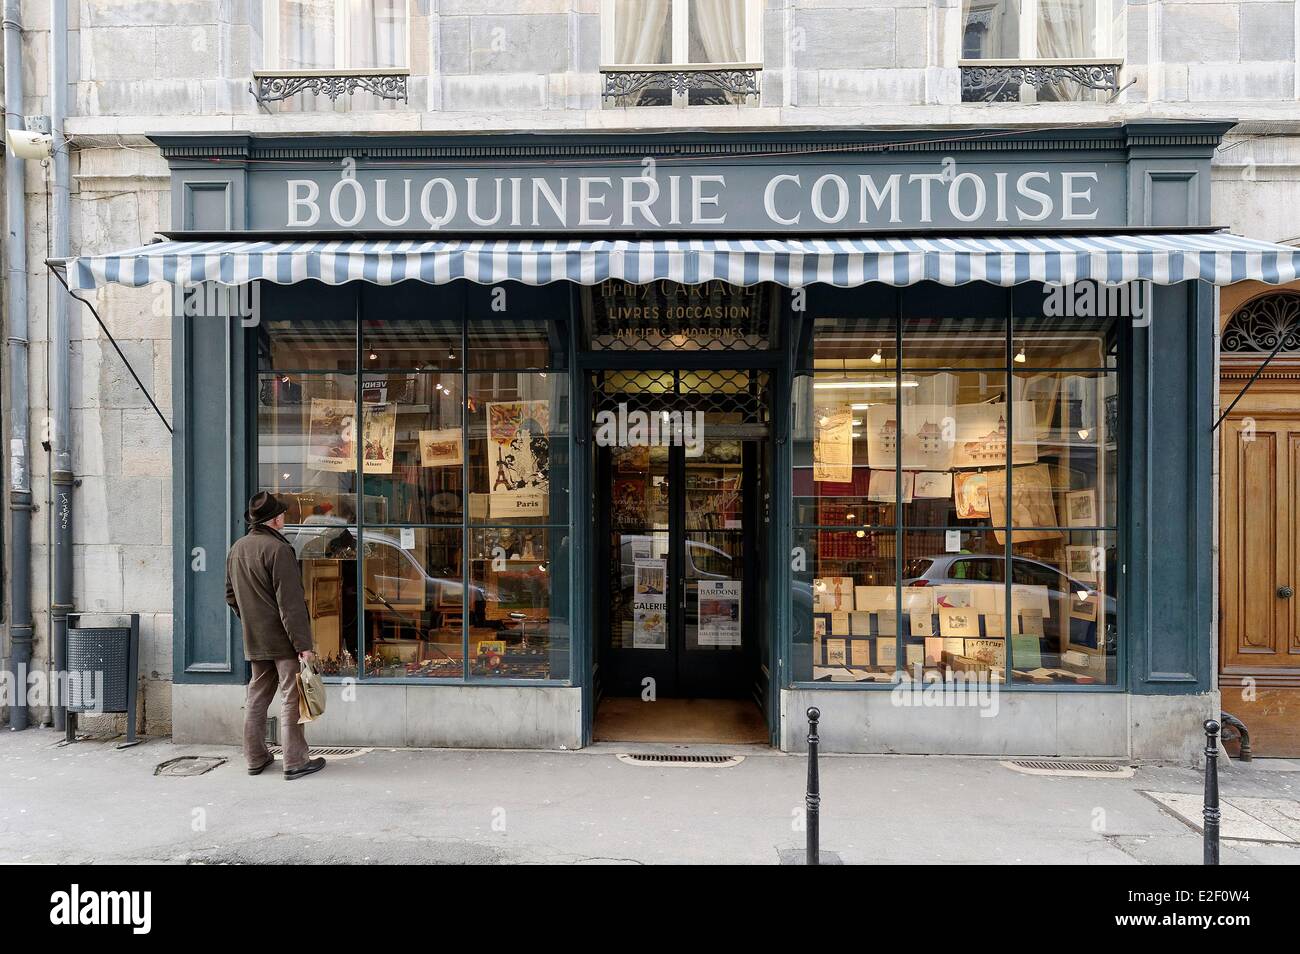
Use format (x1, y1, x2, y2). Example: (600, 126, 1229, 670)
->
(256, 0, 410, 108)
(960, 0, 1124, 103)
(601, 0, 763, 107)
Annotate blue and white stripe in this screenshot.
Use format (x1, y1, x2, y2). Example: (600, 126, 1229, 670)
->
(66, 233, 1300, 291)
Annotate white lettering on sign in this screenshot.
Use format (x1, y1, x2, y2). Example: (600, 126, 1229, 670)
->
(281, 169, 1106, 230)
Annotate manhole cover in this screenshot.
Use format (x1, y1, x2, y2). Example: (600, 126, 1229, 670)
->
(616, 753, 744, 767)
(269, 746, 370, 760)
(154, 756, 227, 777)
(1001, 759, 1133, 778)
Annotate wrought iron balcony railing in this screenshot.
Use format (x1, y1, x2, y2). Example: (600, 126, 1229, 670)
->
(960, 59, 1123, 103)
(601, 64, 761, 107)
(252, 69, 409, 106)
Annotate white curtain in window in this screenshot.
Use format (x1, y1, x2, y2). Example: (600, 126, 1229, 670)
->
(280, 0, 335, 70)
(614, 0, 672, 64)
(347, 0, 406, 69)
(1037, 0, 1092, 59)
(689, 0, 746, 64)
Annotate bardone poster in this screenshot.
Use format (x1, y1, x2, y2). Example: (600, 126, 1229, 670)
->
(813, 405, 854, 482)
(487, 400, 550, 518)
(697, 580, 742, 647)
(307, 398, 355, 473)
(632, 559, 667, 650)
(307, 398, 396, 474)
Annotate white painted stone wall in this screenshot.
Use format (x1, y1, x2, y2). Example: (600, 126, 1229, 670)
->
(2, 0, 1298, 736)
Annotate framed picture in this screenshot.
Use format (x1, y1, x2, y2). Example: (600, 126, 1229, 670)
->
(311, 578, 340, 617)
(1066, 489, 1098, 528)
(1065, 544, 1100, 581)
(939, 608, 980, 638)
(437, 580, 465, 610)
(419, 428, 463, 468)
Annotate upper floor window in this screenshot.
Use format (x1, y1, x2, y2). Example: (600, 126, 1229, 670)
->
(266, 0, 409, 71)
(960, 0, 1122, 103)
(257, 1, 410, 109)
(601, 0, 763, 107)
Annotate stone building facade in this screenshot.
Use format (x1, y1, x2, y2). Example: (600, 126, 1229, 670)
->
(2, 0, 1298, 742)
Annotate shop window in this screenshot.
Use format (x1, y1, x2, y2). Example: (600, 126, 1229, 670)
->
(257, 0, 410, 110)
(601, 0, 762, 107)
(793, 283, 1121, 688)
(255, 305, 570, 682)
(960, 0, 1124, 103)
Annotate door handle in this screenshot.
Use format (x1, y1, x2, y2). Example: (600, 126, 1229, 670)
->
(1279, 585, 1295, 600)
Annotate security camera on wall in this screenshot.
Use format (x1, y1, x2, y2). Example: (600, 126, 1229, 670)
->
(6, 128, 53, 160)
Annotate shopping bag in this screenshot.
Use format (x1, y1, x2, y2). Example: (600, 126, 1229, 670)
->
(295, 658, 326, 724)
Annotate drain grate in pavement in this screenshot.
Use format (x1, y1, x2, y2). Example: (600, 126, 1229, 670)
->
(269, 746, 370, 760)
(154, 756, 227, 777)
(617, 753, 745, 767)
(1001, 759, 1134, 778)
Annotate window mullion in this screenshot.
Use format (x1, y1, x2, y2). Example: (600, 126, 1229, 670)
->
(1022, 0, 1038, 59)
(335, 0, 348, 69)
(673, 0, 689, 65)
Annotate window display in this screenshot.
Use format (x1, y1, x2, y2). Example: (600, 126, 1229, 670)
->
(256, 313, 570, 682)
(794, 284, 1119, 686)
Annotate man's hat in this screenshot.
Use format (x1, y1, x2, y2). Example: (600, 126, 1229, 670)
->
(246, 491, 289, 526)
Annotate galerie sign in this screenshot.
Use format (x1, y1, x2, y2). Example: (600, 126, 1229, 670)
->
(248, 159, 1127, 233)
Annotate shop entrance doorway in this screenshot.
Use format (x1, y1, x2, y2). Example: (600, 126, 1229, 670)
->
(590, 368, 774, 742)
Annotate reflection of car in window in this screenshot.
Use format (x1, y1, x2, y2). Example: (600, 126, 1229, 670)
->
(281, 525, 491, 625)
(902, 553, 1116, 654)
(618, 535, 734, 591)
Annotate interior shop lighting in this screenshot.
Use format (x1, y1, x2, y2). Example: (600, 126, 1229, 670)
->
(813, 380, 919, 390)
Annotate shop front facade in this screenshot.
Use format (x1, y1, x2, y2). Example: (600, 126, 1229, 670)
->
(87, 121, 1275, 759)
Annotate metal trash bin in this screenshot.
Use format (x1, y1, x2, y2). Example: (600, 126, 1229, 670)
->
(65, 613, 141, 747)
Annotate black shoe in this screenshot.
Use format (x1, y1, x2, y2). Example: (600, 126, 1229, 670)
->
(284, 756, 326, 781)
(247, 755, 276, 776)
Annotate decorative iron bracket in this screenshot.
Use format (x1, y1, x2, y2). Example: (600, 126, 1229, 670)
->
(252, 71, 409, 105)
(602, 67, 759, 101)
(961, 62, 1121, 103)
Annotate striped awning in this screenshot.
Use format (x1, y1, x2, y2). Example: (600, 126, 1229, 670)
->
(62, 233, 1300, 291)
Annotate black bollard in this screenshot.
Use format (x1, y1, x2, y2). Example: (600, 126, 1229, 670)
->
(1203, 719, 1221, 866)
(806, 706, 820, 866)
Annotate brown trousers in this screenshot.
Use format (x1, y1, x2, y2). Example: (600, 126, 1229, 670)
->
(243, 658, 308, 772)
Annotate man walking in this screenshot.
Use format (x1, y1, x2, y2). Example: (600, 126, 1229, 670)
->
(225, 492, 326, 780)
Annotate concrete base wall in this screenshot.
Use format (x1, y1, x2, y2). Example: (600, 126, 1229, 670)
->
(173, 682, 583, 750)
(779, 688, 1220, 763)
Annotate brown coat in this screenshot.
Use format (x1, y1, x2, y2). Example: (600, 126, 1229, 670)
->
(225, 524, 314, 660)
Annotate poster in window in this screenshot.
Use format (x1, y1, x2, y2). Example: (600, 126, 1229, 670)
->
(361, 403, 397, 475)
(698, 580, 742, 647)
(913, 471, 953, 499)
(900, 404, 956, 471)
(1065, 489, 1097, 527)
(632, 558, 667, 650)
(419, 428, 463, 468)
(867, 469, 914, 503)
(813, 577, 854, 613)
(612, 478, 649, 529)
(986, 463, 1061, 543)
(306, 398, 356, 473)
(953, 471, 991, 519)
(864, 404, 898, 471)
(487, 400, 550, 518)
(951, 402, 1038, 468)
(813, 405, 854, 482)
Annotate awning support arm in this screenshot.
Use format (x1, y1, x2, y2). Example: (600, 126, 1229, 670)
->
(1212, 332, 1290, 432)
(50, 265, 174, 435)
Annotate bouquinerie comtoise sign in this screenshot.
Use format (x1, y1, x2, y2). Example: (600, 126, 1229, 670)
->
(246, 159, 1127, 233)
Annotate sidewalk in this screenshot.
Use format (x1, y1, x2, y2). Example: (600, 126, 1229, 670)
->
(2, 729, 1298, 865)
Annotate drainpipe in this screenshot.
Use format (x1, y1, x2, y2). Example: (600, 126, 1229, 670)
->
(49, 0, 71, 733)
(3, 0, 32, 731)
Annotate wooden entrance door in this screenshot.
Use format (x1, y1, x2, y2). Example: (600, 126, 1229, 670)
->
(1219, 377, 1300, 756)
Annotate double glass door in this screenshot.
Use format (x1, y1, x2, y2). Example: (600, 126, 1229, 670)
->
(598, 424, 765, 700)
